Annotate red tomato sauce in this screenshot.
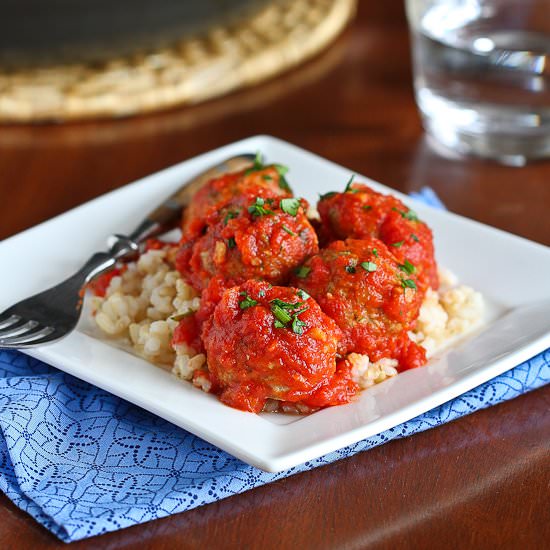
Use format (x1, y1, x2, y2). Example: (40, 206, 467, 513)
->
(182, 166, 292, 239)
(167, 176, 438, 413)
(290, 238, 426, 371)
(88, 266, 127, 298)
(317, 183, 438, 291)
(201, 280, 342, 413)
(176, 193, 318, 291)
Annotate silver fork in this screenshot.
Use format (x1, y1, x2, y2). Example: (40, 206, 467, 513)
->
(0, 154, 255, 349)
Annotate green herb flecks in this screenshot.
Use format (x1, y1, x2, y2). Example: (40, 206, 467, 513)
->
(372, 248, 379, 257)
(239, 292, 258, 310)
(227, 237, 236, 249)
(271, 303, 293, 324)
(398, 259, 416, 275)
(362, 205, 372, 211)
(344, 174, 357, 193)
(248, 197, 274, 217)
(291, 308, 308, 335)
(345, 265, 357, 274)
(391, 240, 404, 248)
(262, 174, 273, 181)
(295, 265, 311, 278)
(319, 191, 337, 201)
(270, 299, 309, 335)
(273, 164, 292, 192)
(411, 233, 420, 242)
(244, 151, 265, 175)
(401, 279, 417, 290)
(392, 207, 419, 222)
(252, 151, 263, 170)
(170, 311, 194, 322)
(297, 289, 310, 300)
(282, 224, 297, 236)
(223, 210, 239, 225)
(361, 261, 377, 272)
(280, 197, 300, 216)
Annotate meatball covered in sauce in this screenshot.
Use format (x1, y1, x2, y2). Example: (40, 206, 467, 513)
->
(176, 195, 319, 291)
(201, 280, 342, 413)
(290, 238, 426, 371)
(317, 183, 438, 290)
(182, 165, 292, 238)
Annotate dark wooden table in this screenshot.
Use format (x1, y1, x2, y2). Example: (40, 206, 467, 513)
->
(0, 3, 549, 549)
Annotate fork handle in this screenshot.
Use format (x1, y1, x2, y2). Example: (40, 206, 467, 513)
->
(81, 235, 139, 285)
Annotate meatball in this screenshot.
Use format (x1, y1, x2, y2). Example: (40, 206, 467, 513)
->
(201, 280, 341, 412)
(182, 165, 292, 238)
(300, 359, 359, 408)
(290, 238, 426, 370)
(317, 183, 438, 290)
(176, 194, 319, 291)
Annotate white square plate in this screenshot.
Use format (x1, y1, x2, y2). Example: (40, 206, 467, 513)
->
(1, 136, 549, 472)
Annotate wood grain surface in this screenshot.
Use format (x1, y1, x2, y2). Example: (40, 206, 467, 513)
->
(0, 3, 548, 549)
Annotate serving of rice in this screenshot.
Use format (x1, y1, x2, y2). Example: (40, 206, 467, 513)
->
(91, 249, 484, 403)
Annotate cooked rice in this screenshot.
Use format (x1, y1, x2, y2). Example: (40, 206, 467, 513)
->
(92, 251, 485, 402)
(91, 249, 200, 366)
(348, 354, 399, 389)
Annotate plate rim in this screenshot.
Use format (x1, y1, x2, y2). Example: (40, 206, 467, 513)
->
(2, 134, 549, 472)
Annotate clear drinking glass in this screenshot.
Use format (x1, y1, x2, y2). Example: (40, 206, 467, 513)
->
(405, 0, 550, 165)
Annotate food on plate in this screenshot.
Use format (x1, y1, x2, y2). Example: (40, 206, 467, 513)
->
(289, 238, 426, 370)
(201, 280, 342, 413)
(182, 160, 292, 238)
(91, 158, 484, 414)
(317, 180, 439, 290)
(176, 192, 318, 291)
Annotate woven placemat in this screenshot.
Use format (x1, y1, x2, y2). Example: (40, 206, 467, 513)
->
(0, 0, 356, 123)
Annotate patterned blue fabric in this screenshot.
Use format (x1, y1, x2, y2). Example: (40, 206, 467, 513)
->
(0, 188, 547, 541)
(0, 350, 548, 542)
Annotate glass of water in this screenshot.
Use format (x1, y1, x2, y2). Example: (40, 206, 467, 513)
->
(406, 0, 550, 165)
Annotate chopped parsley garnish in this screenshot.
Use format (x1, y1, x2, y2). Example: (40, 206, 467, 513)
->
(239, 292, 258, 309)
(248, 197, 274, 217)
(411, 233, 420, 242)
(243, 155, 291, 190)
(270, 299, 309, 334)
(372, 248, 379, 257)
(393, 207, 419, 222)
(252, 151, 263, 170)
(361, 261, 377, 272)
(227, 237, 236, 249)
(258, 289, 266, 298)
(170, 312, 193, 322)
(295, 265, 311, 278)
(344, 174, 357, 193)
(271, 303, 293, 324)
(292, 313, 307, 335)
(223, 210, 239, 225)
(401, 279, 417, 290)
(282, 224, 297, 236)
(362, 205, 372, 211)
(270, 298, 305, 310)
(244, 151, 265, 175)
(391, 240, 404, 248)
(398, 259, 416, 275)
(319, 191, 337, 201)
(280, 197, 300, 216)
(345, 265, 357, 274)
(273, 164, 292, 192)
(297, 289, 310, 300)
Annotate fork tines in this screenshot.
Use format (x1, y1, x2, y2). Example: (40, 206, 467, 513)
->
(0, 314, 55, 348)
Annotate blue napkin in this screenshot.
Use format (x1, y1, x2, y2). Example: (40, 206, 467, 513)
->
(0, 187, 548, 542)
